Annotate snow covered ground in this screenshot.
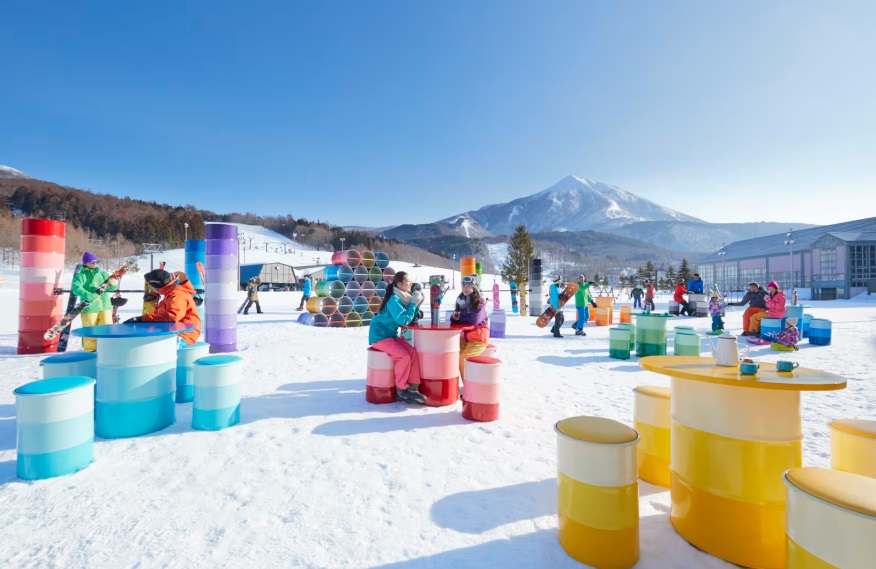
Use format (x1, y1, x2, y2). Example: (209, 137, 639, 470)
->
(0, 236, 874, 569)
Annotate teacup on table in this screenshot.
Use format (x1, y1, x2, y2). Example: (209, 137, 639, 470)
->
(776, 360, 800, 372)
(739, 362, 760, 375)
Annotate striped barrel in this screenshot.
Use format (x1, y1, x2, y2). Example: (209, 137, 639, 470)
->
(555, 416, 639, 569)
(461, 356, 501, 422)
(15, 376, 95, 480)
(617, 323, 635, 352)
(809, 318, 832, 345)
(635, 313, 670, 357)
(667, 301, 680, 316)
(595, 307, 611, 326)
(176, 342, 211, 403)
(670, 376, 802, 568)
(761, 318, 783, 341)
(595, 297, 614, 324)
(18, 218, 66, 354)
(633, 386, 670, 487)
(414, 328, 460, 407)
(800, 314, 812, 338)
(673, 328, 700, 356)
(344, 277, 361, 298)
(204, 223, 238, 353)
(609, 328, 631, 360)
(619, 306, 632, 323)
(489, 309, 505, 338)
(95, 335, 177, 438)
(366, 347, 396, 404)
(460, 257, 476, 277)
(360, 251, 376, 269)
(829, 419, 876, 478)
(192, 355, 242, 430)
(374, 252, 390, 270)
(40, 351, 97, 379)
(481, 344, 498, 358)
(783, 468, 876, 569)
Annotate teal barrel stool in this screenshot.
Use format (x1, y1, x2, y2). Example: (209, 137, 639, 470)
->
(800, 314, 813, 338)
(617, 323, 636, 352)
(673, 327, 700, 356)
(176, 342, 211, 403)
(609, 328, 631, 360)
(40, 351, 97, 379)
(192, 355, 243, 430)
(634, 313, 671, 357)
(14, 376, 95, 480)
(785, 305, 804, 322)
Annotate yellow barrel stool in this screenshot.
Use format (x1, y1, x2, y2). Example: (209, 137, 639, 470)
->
(555, 416, 639, 569)
(829, 419, 876, 478)
(633, 386, 670, 487)
(783, 467, 876, 569)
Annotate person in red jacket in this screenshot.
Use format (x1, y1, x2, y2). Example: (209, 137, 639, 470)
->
(644, 280, 656, 312)
(124, 269, 202, 346)
(673, 279, 693, 316)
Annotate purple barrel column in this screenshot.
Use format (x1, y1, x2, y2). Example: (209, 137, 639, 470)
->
(204, 224, 238, 353)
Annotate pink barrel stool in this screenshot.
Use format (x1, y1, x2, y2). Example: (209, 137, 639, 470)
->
(412, 325, 462, 406)
(462, 356, 501, 422)
(365, 347, 396, 404)
(481, 344, 498, 358)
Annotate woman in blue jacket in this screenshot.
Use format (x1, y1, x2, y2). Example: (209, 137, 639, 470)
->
(369, 271, 426, 403)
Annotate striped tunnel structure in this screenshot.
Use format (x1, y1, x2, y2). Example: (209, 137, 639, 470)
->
(18, 218, 66, 354)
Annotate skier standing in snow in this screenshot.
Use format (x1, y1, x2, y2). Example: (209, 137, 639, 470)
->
(71, 252, 119, 352)
(450, 275, 489, 376)
(297, 274, 312, 311)
(549, 275, 565, 338)
(572, 275, 597, 336)
(124, 269, 202, 346)
(243, 277, 263, 315)
(368, 271, 427, 404)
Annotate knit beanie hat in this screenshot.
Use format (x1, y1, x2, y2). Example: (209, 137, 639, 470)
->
(767, 281, 779, 290)
(144, 269, 175, 290)
(82, 252, 98, 264)
(553, 275, 562, 284)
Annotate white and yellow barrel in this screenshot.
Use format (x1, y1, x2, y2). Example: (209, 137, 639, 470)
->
(670, 377, 802, 569)
(633, 386, 670, 487)
(555, 416, 639, 569)
(783, 467, 876, 569)
(828, 419, 876, 478)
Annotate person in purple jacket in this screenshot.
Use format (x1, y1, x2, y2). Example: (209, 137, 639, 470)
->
(450, 275, 490, 376)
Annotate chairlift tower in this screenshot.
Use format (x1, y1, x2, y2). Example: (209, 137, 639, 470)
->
(142, 243, 162, 271)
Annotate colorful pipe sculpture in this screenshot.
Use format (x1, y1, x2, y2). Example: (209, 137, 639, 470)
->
(19, 218, 66, 354)
(204, 223, 239, 353)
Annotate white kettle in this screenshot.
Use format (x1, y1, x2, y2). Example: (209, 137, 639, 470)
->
(707, 333, 749, 367)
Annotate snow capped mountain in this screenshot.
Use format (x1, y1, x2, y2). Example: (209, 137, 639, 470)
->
(0, 165, 31, 179)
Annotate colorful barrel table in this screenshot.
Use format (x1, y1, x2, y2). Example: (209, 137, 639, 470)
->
(809, 318, 832, 345)
(555, 416, 639, 569)
(761, 318, 783, 341)
(673, 328, 700, 356)
(18, 218, 66, 354)
(634, 313, 671, 357)
(619, 306, 632, 323)
(14, 375, 95, 480)
(783, 468, 876, 569)
(639, 355, 846, 569)
(204, 223, 238, 353)
(609, 328, 631, 360)
(73, 323, 195, 438)
(489, 309, 505, 339)
(366, 347, 396, 404)
(461, 356, 501, 422)
(40, 351, 97, 379)
(633, 385, 670, 487)
(192, 354, 242, 430)
(176, 342, 211, 403)
(829, 419, 876, 478)
(408, 323, 471, 407)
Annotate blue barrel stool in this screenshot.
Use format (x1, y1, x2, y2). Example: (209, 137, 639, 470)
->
(14, 376, 95, 480)
(785, 305, 804, 322)
(176, 342, 211, 403)
(192, 355, 243, 430)
(809, 319, 832, 345)
(40, 351, 97, 379)
(760, 318, 783, 341)
(800, 314, 813, 338)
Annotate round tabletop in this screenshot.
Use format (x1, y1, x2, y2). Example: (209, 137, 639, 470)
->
(639, 355, 846, 391)
(72, 322, 197, 338)
(404, 322, 475, 332)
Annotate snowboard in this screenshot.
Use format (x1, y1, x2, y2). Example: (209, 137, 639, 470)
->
(55, 263, 83, 352)
(194, 261, 206, 306)
(44, 256, 139, 341)
(536, 282, 578, 328)
(492, 282, 500, 311)
(510, 282, 518, 314)
(143, 281, 159, 315)
(745, 336, 772, 346)
(429, 276, 446, 325)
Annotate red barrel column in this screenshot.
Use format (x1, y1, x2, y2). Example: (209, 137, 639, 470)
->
(462, 356, 502, 422)
(18, 219, 66, 354)
(413, 328, 460, 406)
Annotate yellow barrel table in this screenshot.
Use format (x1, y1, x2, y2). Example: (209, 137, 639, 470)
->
(639, 356, 846, 569)
(555, 416, 639, 569)
(828, 419, 876, 478)
(633, 386, 670, 487)
(783, 467, 876, 568)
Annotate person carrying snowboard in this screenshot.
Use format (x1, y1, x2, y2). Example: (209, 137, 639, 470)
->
(297, 274, 312, 311)
(450, 275, 490, 376)
(572, 275, 597, 336)
(243, 277, 263, 315)
(71, 252, 119, 352)
(369, 271, 427, 404)
(124, 269, 202, 346)
(549, 275, 565, 338)
(629, 283, 644, 309)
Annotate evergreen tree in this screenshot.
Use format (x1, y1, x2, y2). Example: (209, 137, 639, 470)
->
(618, 274, 627, 288)
(601, 274, 609, 287)
(679, 258, 692, 284)
(593, 271, 601, 284)
(643, 261, 655, 283)
(500, 225, 535, 286)
(665, 265, 677, 285)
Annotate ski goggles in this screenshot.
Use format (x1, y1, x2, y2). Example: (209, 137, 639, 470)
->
(461, 276, 476, 285)
(85, 260, 100, 265)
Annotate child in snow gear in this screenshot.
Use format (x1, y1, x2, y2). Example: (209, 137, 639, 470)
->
(244, 277, 263, 314)
(629, 283, 644, 309)
(708, 292, 726, 332)
(124, 269, 202, 346)
(731, 282, 768, 336)
(573, 275, 596, 336)
(71, 252, 119, 352)
(368, 271, 427, 404)
(770, 317, 800, 351)
(297, 274, 312, 310)
(450, 276, 490, 376)
(749, 281, 786, 335)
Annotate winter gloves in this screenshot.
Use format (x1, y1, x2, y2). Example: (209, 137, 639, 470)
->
(411, 290, 425, 307)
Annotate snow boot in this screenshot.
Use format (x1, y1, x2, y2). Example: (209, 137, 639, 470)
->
(575, 329, 586, 336)
(396, 385, 427, 404)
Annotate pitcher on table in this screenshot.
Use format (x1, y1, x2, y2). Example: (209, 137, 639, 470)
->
(707, 333, 749, 366)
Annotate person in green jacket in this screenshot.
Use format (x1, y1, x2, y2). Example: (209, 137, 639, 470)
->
(71, 252, 118, 352)
(572, 274, 597, 336)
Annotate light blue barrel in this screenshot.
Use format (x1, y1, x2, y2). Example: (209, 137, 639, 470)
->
(353, 296, 369, 315)
(297, 312, 315, 325)
(192, 355, 243, 430)
(375, 252, 390, 269)
(337, 264, 354, 284)
(14, 376, 95, 480)
(785, 305, 804, 322)
(489, 310, 506, 339)
(40, 351, 97, 379)
(673, 327, 700, 356)
(809, 318, 832, 345)
(801, 313, 813, 338)
(760, 318, 783, 341)
(609, 328, 631, 360)
(176, 342, 211, 403)
(617, 323, 636, 352)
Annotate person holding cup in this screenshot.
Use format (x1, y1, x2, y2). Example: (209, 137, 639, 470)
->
(450, 275, 490, 376)
(749, 281, 786, 335)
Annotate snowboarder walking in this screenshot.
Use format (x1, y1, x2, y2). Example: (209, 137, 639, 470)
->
(244, 277, 263, 314)
(572, 275, 597, 336)
(71, 252, 119, 352)
(549, 275, 565, 338)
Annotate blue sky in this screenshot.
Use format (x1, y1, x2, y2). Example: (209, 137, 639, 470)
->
(3, 1, 874, 228)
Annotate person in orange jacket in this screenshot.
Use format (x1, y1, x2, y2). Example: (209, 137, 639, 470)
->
(124, 269, 202, 346)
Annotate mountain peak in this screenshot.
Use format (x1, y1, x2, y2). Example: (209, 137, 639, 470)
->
(0, 165, 32, 179)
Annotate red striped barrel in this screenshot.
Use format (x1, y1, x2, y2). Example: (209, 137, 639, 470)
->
(462, 356, 501, 422)
(18, 219, 66, 354)
(366, 347, 396, 403)
(413, 328, 460, 406)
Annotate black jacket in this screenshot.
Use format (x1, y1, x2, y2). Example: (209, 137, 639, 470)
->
(733, 288, 768, 309)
